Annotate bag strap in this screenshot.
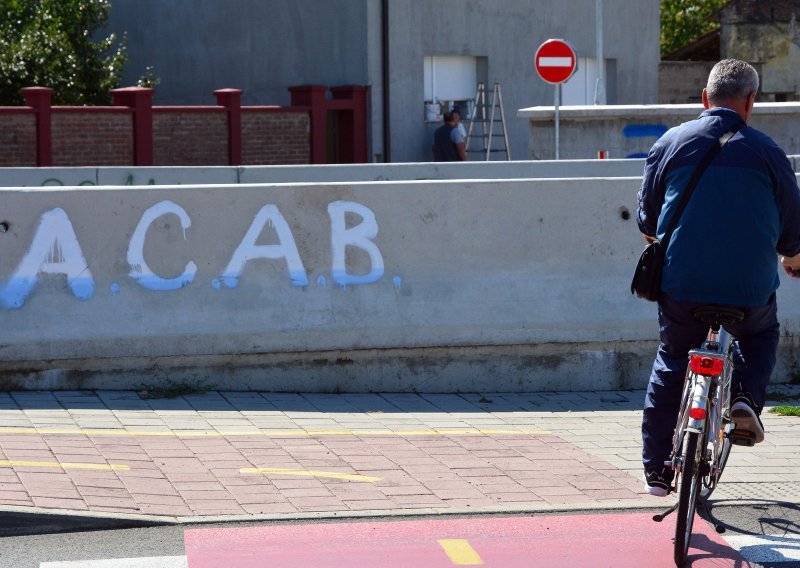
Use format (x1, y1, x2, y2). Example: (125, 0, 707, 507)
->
(660, 122, 744, 249)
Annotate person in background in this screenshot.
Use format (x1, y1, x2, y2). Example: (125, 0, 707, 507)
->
(453, 107, 468, 143)
(432, 111, 467, 162)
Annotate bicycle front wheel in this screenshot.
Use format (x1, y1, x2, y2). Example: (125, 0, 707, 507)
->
(675, 431, 702, 566)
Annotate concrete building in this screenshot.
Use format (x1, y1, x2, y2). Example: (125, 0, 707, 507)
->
(660, 0, 800, 104)
(103, 0, 660, 163)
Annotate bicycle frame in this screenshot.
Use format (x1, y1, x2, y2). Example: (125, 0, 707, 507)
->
(669, 325, 734, 479)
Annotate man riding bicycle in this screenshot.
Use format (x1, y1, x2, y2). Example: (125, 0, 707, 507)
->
(637, 59, 800, 496)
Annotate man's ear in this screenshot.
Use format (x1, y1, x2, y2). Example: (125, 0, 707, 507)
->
(747, 91, 757, 112)
(701, 88, 710, 109)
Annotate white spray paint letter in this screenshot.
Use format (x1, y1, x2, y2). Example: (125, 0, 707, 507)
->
(127, 200, 197, 291)
(328, 201, 384, 286)
(0, 208, 94, 309)
(220, 204, 308, 288)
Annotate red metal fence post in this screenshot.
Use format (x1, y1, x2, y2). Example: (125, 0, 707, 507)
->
(289, 85, 328, 164)
(21, 87, 54, 167)
(111, 87, 154, 166)
(214, 88, 243, 166)
(331, 86, 368, 163)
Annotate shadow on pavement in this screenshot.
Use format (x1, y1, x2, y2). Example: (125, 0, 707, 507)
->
(702, 499, 800, 567)
(0, 390, 647, 414)
(0, 510, 169, 537)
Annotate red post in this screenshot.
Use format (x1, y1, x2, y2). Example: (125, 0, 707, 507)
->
(214, 88, 243, 166)
(21, 87, 53, 167)
(111, 87, 154, 166)
(289, 85, 328, 164)
(331, 86, 368, 163)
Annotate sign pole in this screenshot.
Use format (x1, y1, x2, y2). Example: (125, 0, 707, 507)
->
(554, 84, 560, 160)
(535, 39, 576, 160)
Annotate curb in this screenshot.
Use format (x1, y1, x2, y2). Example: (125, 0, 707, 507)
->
(0, 498, 666, 536)
(4, 495, 799, 537)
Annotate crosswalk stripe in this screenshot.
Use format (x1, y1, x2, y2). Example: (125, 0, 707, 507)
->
(40, 556, 188, 568)
(724, 534, 800, 563)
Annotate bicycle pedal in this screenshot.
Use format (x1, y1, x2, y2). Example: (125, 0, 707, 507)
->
(728, 429, 756, 447)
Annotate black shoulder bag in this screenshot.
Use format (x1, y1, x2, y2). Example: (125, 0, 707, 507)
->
(631, 125, 742, 302)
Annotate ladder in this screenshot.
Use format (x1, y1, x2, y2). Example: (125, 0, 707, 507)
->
(465, 82, 511, 161)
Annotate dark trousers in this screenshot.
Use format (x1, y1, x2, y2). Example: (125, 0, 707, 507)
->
(641, 293, 779, 471)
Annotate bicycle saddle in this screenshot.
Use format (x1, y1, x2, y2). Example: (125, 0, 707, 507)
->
(691, 305, 745, 327)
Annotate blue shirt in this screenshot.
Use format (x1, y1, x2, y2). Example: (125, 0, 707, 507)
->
(637, 108, 800, 307)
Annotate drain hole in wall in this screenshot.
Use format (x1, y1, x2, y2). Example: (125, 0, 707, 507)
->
(619, 207, 631, 221)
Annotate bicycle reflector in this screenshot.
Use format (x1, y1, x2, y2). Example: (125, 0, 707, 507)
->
(690, 355, 724, 376)
(689, 407, 707, 420)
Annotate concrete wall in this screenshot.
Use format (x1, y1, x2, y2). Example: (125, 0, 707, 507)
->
(103, 1, 660, 165)
(2, 178, 800, 392)
(386, 0, 660, 163)
(0, 160, 649, 188)
(658, 62, 716, 104)
(104, 0, 369, 107)
(720, 1, 800, 101)
(519, 102, 800, 160)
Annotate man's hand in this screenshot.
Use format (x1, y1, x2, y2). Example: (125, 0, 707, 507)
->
(780, 253, 800, 278)
(643, 234, 658, 245)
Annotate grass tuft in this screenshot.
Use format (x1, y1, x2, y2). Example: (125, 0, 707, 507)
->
(769, 405, 800, 417)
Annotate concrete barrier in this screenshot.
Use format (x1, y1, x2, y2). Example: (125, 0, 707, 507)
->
(3, 156, 800, 189)
(0, 160, 648, 188)
(518, 102, 800, 160)
(1, 178, 799, 391)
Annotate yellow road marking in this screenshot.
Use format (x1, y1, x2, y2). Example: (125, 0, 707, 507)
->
(438, 539, 484, 565)
(0, 427, 550, 438)
(0, 459, 129, 471)
(240, 467, 381, 482)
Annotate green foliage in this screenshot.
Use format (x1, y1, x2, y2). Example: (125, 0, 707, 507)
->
(661, 0, 727, 57)
(0, 0, 127, 105)
(769, 405, 800, 416)
(137, 65, 160, 89)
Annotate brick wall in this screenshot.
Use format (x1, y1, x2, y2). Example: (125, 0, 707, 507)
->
(153, 110, 229, 166)
(0, 112, 36, 167)
(241, 111, 310, 165)
(659, 61, 716, 104)
(0, 86, 361, 166)
(52, 111, 134, 166)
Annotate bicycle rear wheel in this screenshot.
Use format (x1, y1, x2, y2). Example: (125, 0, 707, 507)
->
(675, 431, 702, 566)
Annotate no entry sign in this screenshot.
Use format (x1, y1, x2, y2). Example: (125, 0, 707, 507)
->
(535, 39, 578, 84)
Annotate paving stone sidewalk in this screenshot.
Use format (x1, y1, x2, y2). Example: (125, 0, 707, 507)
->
(0, 388, 797, 520)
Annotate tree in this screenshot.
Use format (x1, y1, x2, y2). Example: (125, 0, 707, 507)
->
(661, 0, 727, 57)
(0, 0, 127, 105)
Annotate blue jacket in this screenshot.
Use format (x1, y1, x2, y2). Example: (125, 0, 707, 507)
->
(637, 108, 800, 307)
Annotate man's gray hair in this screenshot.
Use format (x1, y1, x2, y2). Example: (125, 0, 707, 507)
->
(706, 59, 759, 102)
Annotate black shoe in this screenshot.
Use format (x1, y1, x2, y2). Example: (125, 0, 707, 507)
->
(644, 468, 674, 497)
(731, 393, 765, 445)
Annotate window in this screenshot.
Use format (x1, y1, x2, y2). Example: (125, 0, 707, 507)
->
(424, 55, 478, 122)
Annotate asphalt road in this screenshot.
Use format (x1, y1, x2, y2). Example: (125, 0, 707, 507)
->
(1, 504, 799, 567)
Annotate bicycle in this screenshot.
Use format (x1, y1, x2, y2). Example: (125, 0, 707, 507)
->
(651, 305, 757, 566)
